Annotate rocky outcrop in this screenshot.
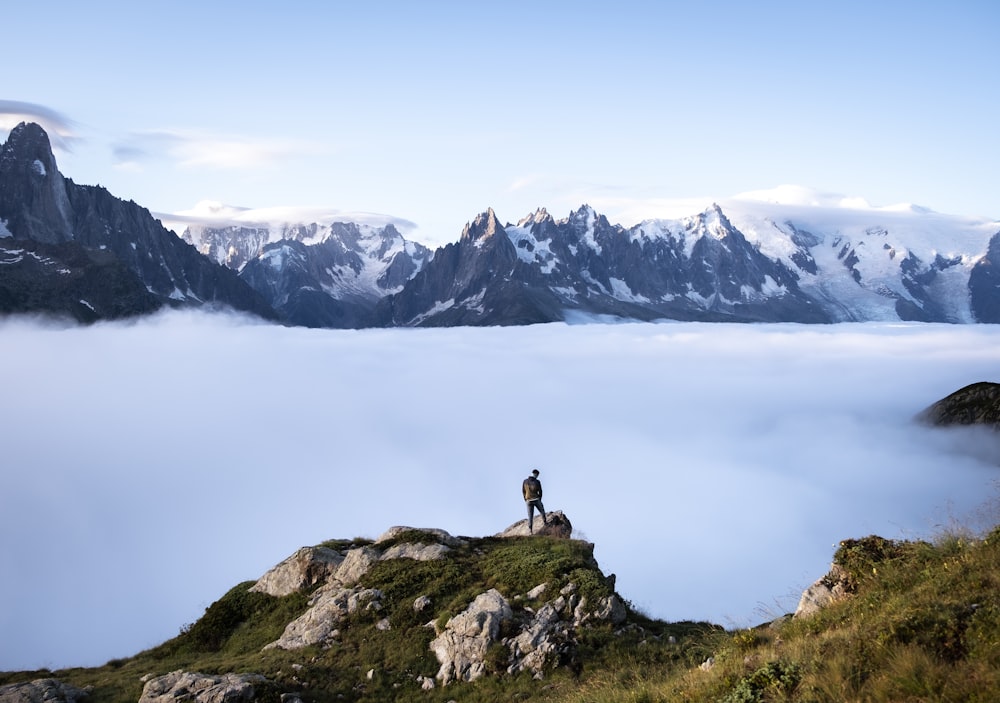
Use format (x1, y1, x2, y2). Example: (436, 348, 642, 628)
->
(256, 517, 628, 684)
(261, 529, 461, 651)
(264, 583, 384, 650)
(249, 546, 344, 597)
(430, 579, 627, 685)
(793, 563, 851, 618)
(496, 510, 573, 539)
(917, 381, 1000, 430)
(0, 679, 89, 703)
(430, 589, 512, 684)
(334, 546, 381, 586)
(139, 671, 265, 703)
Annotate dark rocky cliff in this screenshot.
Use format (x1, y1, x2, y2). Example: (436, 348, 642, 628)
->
(0, 123, 277, 322)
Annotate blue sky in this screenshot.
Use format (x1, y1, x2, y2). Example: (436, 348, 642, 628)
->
(2, 1, 997, 245)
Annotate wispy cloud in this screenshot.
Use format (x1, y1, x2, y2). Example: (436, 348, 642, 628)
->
(112, 129, 323, 171)
(0, 100, 77, 150)
(156, 200, 418, 235)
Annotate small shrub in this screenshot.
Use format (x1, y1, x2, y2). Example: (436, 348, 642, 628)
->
(722, 660, 801, 703)
(180, 582, 276, 651)
(484, 642, 511, 675)
(833, 535, 917, 592)
(319, 537, 373, 552)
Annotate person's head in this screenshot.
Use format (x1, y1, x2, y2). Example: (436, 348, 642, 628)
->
(531, 469, 539, 477)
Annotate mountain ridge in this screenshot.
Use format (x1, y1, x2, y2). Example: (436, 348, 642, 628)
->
(3, 122, 999, 327)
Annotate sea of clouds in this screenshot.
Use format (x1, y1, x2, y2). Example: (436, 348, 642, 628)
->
(2, 312, 999, 671)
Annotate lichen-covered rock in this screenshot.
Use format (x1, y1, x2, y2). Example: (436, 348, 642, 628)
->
(430, 589, 512, 684)
(138, 671, 265, 703)
(249, 546, 344, 596)
(264, 584, 383, 650)
(0, 679, 89, 703)
(380, 542, 451, 561)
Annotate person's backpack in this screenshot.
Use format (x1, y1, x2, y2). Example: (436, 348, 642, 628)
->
(524, 477, 541, 500)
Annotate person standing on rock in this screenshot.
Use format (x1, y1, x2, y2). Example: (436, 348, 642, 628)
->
(522, 469, 548, 534)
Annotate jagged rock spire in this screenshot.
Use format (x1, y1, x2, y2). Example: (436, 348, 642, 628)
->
(460, 208, 504, 243)
(0, 122, 74, 243)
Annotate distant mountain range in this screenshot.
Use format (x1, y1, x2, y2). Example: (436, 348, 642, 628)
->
(3, 122, 999, 326)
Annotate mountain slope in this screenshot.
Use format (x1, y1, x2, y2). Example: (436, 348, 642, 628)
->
(0, 123, 277, 321)
(376, 198, 997, 327)
(716, 193, 998, 323)
(3, 519, 997, 703)
(233, 223, 430, 328)
(0, 522, 717, 703)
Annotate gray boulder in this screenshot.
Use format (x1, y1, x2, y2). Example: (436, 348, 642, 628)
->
(264, 583, 383, 650)
(508, 600, 570, 677)
(139, 671, 265, 703)
(333, 546, 381, 586)
(794, 563, 851, 618)
(375, 526, 464, 547)
(430, 589, 512, 684)
(430, 581, 628, 684)
(380, 542, 451, 561)
(509, 585, 625, 677)
(0, 679, 89, 703)
(249, 546, 344, 597)
(496, 510, 573, 539)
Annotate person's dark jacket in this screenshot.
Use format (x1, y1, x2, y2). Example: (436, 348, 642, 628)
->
(523, 476, 542, 501)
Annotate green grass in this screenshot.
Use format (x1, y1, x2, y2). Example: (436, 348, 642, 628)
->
(546, 524, 1000, 703)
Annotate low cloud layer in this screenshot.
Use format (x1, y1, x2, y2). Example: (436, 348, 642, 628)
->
(1, 315, 998, 671)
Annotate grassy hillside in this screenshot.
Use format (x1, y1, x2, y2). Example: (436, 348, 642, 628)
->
(551, 526, 1000, 703)
(3, 525, 999, 703)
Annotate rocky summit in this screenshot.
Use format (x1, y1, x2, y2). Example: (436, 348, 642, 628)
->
(0, 516, 677, 703)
